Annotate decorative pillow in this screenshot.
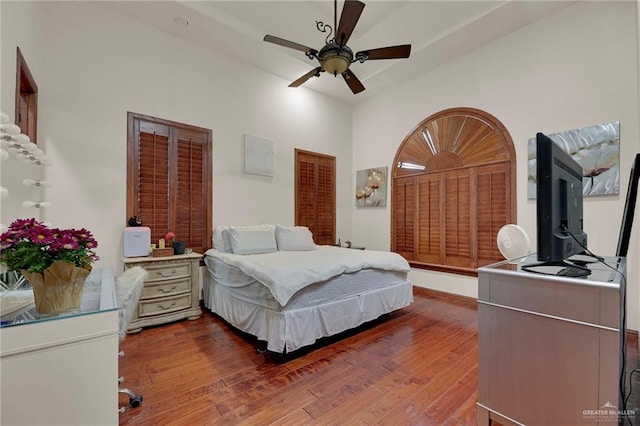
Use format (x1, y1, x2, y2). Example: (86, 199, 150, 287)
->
(228, 227, 277, 255)
(275, 225, 316, 251)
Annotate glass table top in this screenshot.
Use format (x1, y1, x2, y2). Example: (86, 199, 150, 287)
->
(0, 267, 117, 328)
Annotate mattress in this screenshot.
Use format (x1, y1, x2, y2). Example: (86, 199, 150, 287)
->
(204, 254, 408, 310)
(204, 246, 410, 305)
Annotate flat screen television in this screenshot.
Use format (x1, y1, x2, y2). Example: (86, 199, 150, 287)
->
(616, 153, 639, 257)
(535, 132, 588, 264)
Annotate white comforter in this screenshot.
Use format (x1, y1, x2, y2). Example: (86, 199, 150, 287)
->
(205, 245, 410, 305)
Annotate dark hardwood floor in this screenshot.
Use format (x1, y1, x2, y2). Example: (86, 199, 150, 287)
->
(119, 288, 639, 425)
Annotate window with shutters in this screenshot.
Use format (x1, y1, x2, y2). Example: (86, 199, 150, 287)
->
(127, 112, 212, 254)
(295, 149, 336, 245)
(391, 107, 516, 276)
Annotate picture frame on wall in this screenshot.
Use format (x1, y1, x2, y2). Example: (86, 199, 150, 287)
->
(527, 121, 620, 199)
(355, 166, 388, 207)
(244, 134, 274, 177)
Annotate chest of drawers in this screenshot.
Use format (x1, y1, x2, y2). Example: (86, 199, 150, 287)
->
(123, 252, 202, 333)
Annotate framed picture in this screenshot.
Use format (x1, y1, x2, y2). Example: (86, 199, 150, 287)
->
(527, 121, 620, 198)
(355, 166, 388, 207)
(244, 134, 274, 177)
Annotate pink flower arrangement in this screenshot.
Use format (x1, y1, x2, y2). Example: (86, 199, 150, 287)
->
(0, 218, 99, 273)
(165, 232, 176, 242)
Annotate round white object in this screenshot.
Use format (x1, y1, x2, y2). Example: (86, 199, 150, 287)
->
(496, 224, 531, 262)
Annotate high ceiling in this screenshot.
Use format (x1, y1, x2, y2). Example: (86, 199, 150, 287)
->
(99, 1, 576, 106)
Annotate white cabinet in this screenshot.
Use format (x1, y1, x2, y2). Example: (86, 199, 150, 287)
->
(477, 255, 626, 425)
(0, 268, 119, 425)
(123, 252, 202, 332)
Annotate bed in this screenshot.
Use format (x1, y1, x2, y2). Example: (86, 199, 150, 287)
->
(202, 225, 413, 353)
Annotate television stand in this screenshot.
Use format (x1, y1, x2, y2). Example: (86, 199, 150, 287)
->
(477, 254, 627, 425)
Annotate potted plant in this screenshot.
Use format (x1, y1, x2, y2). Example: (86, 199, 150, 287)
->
(0, 218, 99, 314)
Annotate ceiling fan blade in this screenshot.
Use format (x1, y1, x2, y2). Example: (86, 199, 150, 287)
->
(336, 0, 365, 46)
(289, 67, 323, 88)
(264, 35, 315, 53)
(356, 44, 412, 61)
(342, 69, 365, 94)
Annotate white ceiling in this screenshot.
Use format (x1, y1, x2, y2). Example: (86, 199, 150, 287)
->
(99, 1, 576, 106)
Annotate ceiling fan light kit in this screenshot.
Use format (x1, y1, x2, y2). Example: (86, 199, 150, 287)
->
(319, 43, 353, 75)
(263, 0, 411, 94)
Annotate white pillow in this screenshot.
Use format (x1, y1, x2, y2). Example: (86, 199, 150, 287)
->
(213, 224, 275, 252)
(275, 225, 316, 251)
(228, 227, 277, 255)
(213, 226, 231, 252)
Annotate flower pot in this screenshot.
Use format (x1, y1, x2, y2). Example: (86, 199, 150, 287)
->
(21, 260, 91, 315)
(173, 241, 185, 255)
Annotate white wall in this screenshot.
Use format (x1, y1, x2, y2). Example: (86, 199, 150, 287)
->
(0, 1, 44, 227)
(0, 1, 353, 272)
(352, 1, 640, 329)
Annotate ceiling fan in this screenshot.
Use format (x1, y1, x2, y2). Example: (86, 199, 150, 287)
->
(263, 0, 411, 94)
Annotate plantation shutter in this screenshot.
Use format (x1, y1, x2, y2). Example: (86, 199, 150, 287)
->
(392, 176, 416, 259)
(444, 168, 473, 268)
(416, 173, 442, 264)
(128, 113, 212, 254)
(175, 129, 208, 254)
(296, 152, 317, 230)
(136, 121, 171, 245)
(476, 162, 511, 266)
(394, 163, 510, 271)
(295, 149, 336, 245)
(315, 156, 335, 244)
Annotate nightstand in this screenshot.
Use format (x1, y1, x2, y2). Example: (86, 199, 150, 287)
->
(123, 252, 202, 333)
(333, 244, 366, 250)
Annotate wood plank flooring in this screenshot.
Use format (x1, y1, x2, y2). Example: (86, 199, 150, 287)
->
(118, 288, 639, 425)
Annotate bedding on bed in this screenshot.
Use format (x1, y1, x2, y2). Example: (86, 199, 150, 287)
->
(204, 245, 410, 306)
(204, 254, 408, 310)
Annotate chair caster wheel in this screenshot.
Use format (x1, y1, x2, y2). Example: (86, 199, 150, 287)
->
(129, 395, 143, 407)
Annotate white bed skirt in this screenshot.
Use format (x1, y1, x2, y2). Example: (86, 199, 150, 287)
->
(203, 275, 414, 353)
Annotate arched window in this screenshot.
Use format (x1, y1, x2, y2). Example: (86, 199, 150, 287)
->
(391, 107, 516, 276)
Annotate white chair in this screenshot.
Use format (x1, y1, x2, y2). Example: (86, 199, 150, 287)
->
(115, 266, 148, 411)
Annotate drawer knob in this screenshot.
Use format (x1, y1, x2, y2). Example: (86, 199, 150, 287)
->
(157, 286, 176, 294)
(158, 302, 177, 310)
(159, 270, 176, 277)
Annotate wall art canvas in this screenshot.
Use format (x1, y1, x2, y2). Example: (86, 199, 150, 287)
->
(355, 166, 388, 207)
(527, 121, 620, 199)
(244, 134, 274, 177)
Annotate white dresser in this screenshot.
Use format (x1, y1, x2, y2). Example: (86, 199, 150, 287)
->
(123, 252, 202, 332)
(477, 255, 626, 425)
(0, 268, 119, 425)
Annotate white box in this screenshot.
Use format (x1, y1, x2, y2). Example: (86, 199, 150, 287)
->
(123, 227, 151, 257)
